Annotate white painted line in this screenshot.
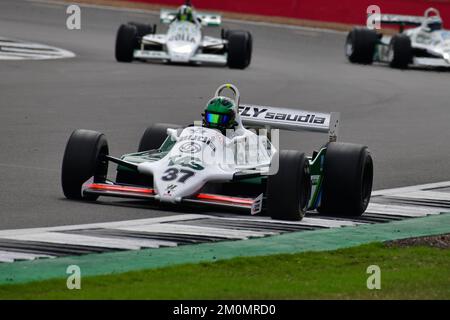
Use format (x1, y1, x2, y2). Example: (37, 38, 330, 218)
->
(214, 216, 362, 227)
(0, 232, 176, 250)
(372, 181, 450, 196)
(0, 250, 53, 263)
(0, 54, 25, 60)
(0, 180, 448, 263)
(0, 214, 210, 237)
(366, 203, 444, 217)
(0, 38, 75, 61)
(117, 224, 271, 240)
(1, 47, 62, 56)
(0, 40, 66, 50)
(387, 191, 450, 202)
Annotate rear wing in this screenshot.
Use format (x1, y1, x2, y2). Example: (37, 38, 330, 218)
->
(238, 104, 340, 142)
(378, 14, 425, 27)
(374, 8, 440, 29)
(160, 9, 222, 26)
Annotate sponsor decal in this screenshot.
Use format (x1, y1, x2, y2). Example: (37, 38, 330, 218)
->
(164, 184, 177, 196)
(168, 33, 196, 43)
(168, 155, 205, 170)
(238, 106, 326, 125)
(179, 134, 216, 152)
(179, 141, 202, 153)
(250, 193, 263, 215)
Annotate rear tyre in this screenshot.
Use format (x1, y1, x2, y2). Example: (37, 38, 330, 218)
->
(61, 129, 109, 200)
(115, 24, 138, 62)
(318, 143, 373, 216)
(221, 28, 230, 40)
(227, 30, 252, 69)
(345, 27, 378, 64)
(266, 150, 311, 221)
(127, 22, 153, 38)
(388, 34, 412, 69)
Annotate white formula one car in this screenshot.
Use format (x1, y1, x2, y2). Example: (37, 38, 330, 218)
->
(61, 84, 373, 221)
(115, 1, 252, 69)
(346, 8, 450, 69)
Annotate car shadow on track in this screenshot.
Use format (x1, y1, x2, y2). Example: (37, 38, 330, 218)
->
(58, 197, 247, 216)
(132, 59, 231, 69)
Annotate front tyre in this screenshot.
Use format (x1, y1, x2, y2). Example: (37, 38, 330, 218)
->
(266, 150, 311, 221)
(227, 30, 252, 69)
(61, 129, 109, 200)
(345, 28, 378, 64)
(388, 34, 412, 69)
(115, 24, 138, 62)
(319, 143, 373, 216)
(127, 22, 153, 38)
(138, 123, 181, 152)
(116, 123, 180, 186)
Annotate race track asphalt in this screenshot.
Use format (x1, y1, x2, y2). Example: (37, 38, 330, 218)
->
(1, 0, 449, 229)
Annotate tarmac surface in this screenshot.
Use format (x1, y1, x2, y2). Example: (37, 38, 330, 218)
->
(1, 0, 449, 229)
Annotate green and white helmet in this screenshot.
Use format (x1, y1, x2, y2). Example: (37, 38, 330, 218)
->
(177, 5, 194, 22)
(203, 96, 236, 130)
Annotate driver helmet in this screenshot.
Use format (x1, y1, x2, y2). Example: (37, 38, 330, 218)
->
(424, 15, 443, 32)
(177, 5, 194, 22)
(203, 96, 236, 131)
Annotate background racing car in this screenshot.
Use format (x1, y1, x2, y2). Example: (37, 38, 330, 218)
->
(346, 8, 450, 69)
(61, 84, 373, 221)
(115, 1, 252, 69)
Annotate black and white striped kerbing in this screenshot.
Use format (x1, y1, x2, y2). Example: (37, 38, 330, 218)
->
(0, 181, 449, 263)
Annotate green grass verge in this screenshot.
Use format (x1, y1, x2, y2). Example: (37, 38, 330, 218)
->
(0, 242, 449, 299)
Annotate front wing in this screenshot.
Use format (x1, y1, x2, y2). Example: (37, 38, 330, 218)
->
(133, 49, 227, 65)
(83, 183, 263, 215)
(376, 39, 450, 68)
(413, 57, 450, 67)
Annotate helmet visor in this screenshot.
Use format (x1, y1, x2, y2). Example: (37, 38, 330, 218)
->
(205, 111, 231, 126)
(428, 22, 442, 31)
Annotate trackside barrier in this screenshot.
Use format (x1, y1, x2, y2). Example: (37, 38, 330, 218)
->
(127, 0, 450, 27)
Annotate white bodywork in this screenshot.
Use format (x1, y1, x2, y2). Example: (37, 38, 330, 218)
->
(119, 84, 339, 207)
(406, 28, 450, 66)
(379, 28, 450, 67)
(137, 126, 273, 203)
(133, 10, 227, 65)
(378, 8, 450, 67)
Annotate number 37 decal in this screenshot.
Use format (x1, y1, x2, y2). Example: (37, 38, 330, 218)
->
(162, 168, 195, 183)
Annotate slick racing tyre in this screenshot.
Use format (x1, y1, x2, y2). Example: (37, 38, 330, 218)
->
(138, 123, 181, 152)
(62, 129, 109, 200)
(266, 150, 311, 221)
(318, 143, 373, 216)
(221, 28, 230, 40)
(227, 30, 253, 69)
(115, 24, 138, 62)
(388, 34, 412, 69)
(116, 123, 180, 186)
(127, 22, 154, 38)
(345, 27, 378, 64)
